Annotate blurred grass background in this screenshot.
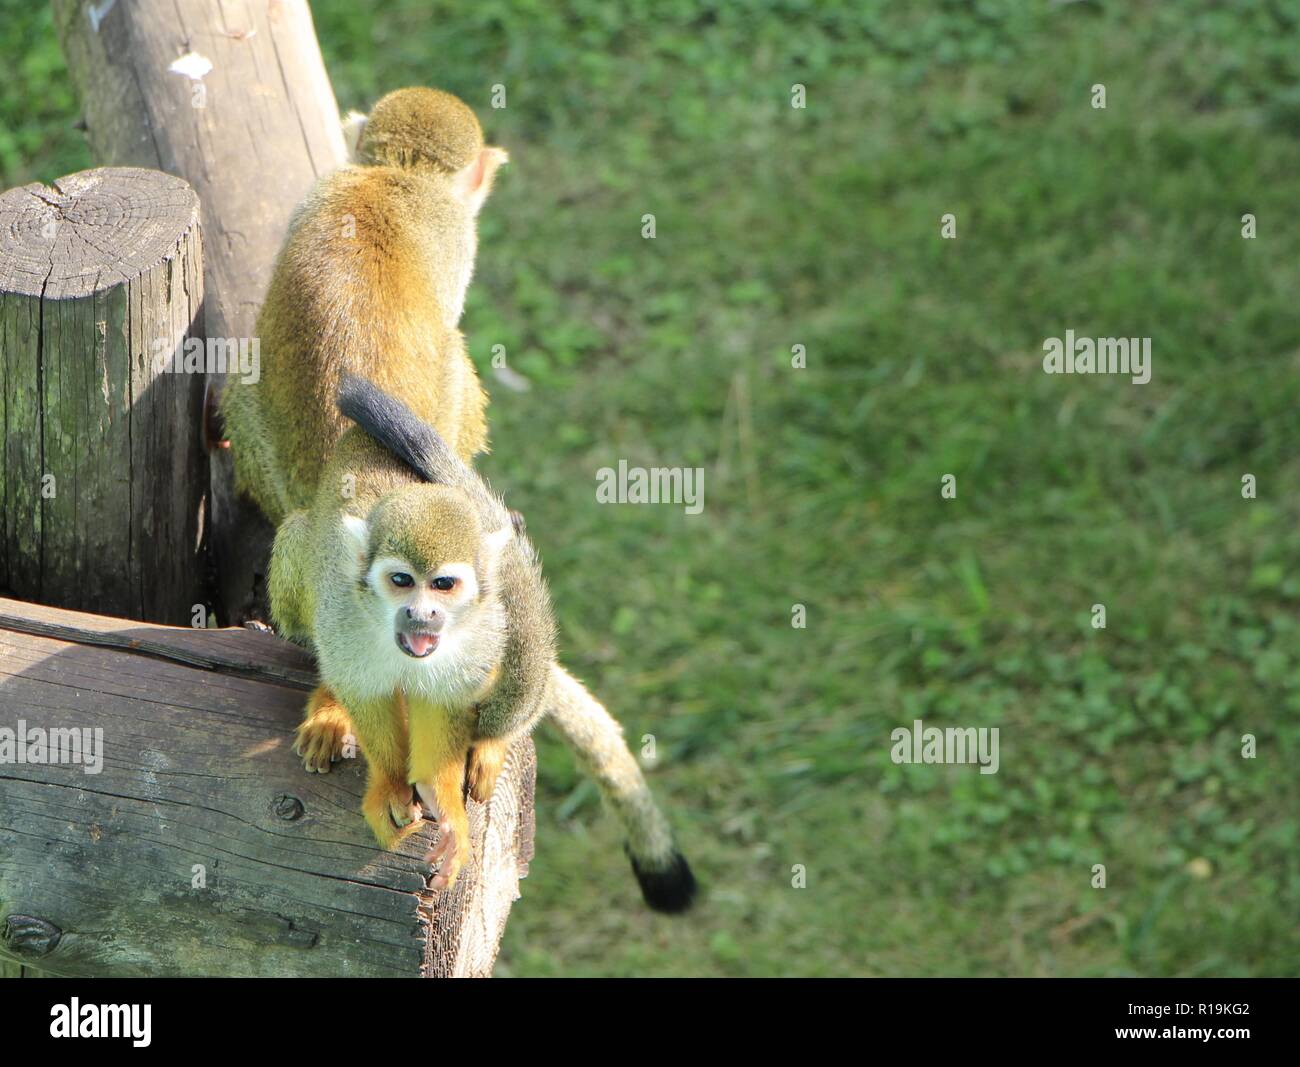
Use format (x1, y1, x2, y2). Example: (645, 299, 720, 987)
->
(3, 0, 1299, 976)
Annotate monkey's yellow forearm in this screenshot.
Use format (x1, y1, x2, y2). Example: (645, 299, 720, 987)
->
(407, 696, 474, 888)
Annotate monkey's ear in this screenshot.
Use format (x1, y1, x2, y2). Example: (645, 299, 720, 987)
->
(481, 523, 513, 576)
(341, 513, 370, 566)
(484, 524, 513, 552)
(452, 146, 509, 214)
(342, 110, 369, 163)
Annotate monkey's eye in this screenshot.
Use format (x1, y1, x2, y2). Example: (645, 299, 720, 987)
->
(431, 576, 457, 592)
(390, 573, 415, 589)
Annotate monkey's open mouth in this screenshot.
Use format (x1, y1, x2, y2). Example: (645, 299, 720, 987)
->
(397, 631, 440, 658)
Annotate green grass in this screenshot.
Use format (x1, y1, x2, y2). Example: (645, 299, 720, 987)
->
(4, 0, 1299, 976)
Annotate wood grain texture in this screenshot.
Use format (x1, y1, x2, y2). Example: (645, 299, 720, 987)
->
(0, 167, 206, 624)
(52, 0, 350, 625)
(0, 599, 535, 977)
(0, 597, 316, 690)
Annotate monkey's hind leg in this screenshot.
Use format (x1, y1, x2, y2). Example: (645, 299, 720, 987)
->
(219, 375, 294, 526)
(408, 702, 474, 891)
(268, 509, 315, 643)
(293, 685, 355, 773)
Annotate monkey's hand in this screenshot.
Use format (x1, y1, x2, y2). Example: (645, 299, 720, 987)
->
(362, 778, 424, 849)
(293, 686, 354, 773)
(466, 737, 509, 804)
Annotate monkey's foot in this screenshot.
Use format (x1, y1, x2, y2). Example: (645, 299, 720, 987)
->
(423, 822, 469, 891)
(363, 780, 423, 849)
(466, 737, 509, 804)
(202, 379, 230, 452)
(293, 689, 354, 773)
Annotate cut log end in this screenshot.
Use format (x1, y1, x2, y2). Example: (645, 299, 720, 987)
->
(0, 167, 200, 300)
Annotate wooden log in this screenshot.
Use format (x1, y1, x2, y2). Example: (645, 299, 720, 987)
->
(0, 167, 206, 625)
(0, 597, 535, 977)
(52, 0, 350, 625)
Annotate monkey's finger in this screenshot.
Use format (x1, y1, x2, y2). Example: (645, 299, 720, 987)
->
(317, 734, 343, 771)
(429, 834, 464, 891)
(305, 740, 329, 773)
(323, 730, 346, 766)
(424, 828, 456, 869)
(385, 784, 420, 828)
(293, 728, 319, 765)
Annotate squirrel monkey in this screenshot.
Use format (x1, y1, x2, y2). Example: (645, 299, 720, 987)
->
(221, 88, 695, 911)
(268, 386, 524, 890)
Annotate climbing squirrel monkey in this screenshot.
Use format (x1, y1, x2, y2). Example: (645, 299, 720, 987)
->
(221, 87, 695, 911)
(222, 86, 506, 525)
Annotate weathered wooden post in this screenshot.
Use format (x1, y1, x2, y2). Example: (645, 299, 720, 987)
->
(52, 0, 349, 625)
(0, 167, 206, 624)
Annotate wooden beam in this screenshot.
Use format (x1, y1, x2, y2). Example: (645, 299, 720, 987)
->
(0, 597, 535, 977)
(0, 598, 316, 690)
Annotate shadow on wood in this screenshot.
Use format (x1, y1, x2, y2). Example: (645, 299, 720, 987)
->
(0, 598, 534, 977)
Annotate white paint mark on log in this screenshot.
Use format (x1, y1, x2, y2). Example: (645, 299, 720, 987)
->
(140, 748, 170, 830)
(169, 52, 213, 80)
(87, 0, 116, 33)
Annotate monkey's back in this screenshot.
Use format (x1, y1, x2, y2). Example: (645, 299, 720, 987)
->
(223, 165, 489, 525)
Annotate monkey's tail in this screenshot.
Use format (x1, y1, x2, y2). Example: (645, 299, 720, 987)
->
(546, 665, 697, 914)
(338, 372, 509, 525)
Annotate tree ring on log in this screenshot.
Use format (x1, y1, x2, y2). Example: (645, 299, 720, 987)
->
(273, 794, 306, 821)
(0, 167, 199, 300)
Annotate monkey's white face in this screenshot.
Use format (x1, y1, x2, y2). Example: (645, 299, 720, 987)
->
(326, 510, 511, 706)
(366, 556, 480, 660)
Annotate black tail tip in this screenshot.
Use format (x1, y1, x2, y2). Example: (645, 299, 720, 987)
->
(629, 849, 697, 914)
